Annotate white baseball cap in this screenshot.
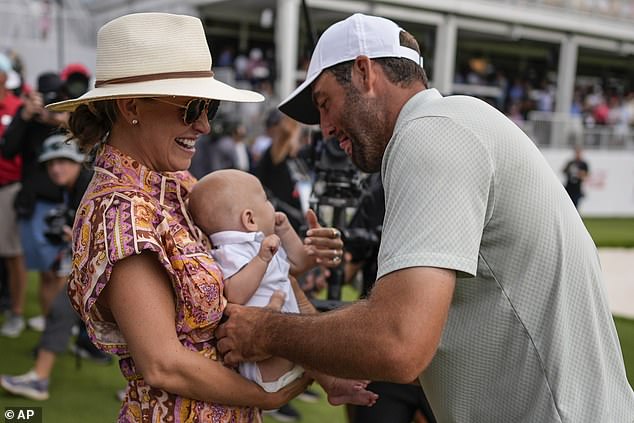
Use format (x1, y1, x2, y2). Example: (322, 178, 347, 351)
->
(38, 134, 85, 163)
(278, 13, 423, 125)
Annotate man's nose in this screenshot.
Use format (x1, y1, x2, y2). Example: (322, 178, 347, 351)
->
(319, 118, 336, 139)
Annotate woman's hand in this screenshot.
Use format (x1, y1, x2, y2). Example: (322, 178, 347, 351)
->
(303, 209, 343, 267)
(256, 374, 313, 410)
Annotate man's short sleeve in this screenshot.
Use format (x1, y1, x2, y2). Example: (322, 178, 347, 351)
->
(377, 116, 495, 279)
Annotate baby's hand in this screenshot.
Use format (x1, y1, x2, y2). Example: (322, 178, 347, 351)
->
(274, 212, 292, 236)
(258, 234, 281, 262)
(320, 377, 378, 407)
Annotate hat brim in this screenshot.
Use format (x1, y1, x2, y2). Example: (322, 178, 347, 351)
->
(278, 74, 320, 125)
(39, 151, 85, 163)
(47, 76, 264, 112)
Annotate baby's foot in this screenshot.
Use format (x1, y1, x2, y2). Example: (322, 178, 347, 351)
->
(323, 378, 378, 406)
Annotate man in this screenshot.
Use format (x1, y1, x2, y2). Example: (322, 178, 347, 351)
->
(2, 71, 68, 332)
(562, 146, 589, 208)
(0, 52, 27, 337)
(217, 14, 634, 421)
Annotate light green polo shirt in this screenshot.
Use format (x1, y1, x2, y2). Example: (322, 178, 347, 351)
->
(378, 89, 634, 422)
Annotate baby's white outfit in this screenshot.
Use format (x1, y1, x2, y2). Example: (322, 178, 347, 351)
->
(210, 230, 303, 392)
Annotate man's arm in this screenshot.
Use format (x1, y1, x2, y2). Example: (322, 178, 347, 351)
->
(217, 266, 455, 382)
(1, 106, 29, 159)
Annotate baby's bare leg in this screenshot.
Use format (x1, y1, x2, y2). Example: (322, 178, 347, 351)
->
(258, 356, 295, 382)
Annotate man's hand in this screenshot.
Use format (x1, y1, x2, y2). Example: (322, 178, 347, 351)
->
(21, 91, 45, 121)
(216, 304, 272, 366)
(304, 209, 343, 267)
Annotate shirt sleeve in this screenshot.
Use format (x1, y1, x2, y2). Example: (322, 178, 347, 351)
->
(211, 243, 256, 279)
(377, 116, 495, 279)
(68, 189, 171, 350)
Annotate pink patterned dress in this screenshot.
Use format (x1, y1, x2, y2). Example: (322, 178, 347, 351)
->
(67, 145, 260, 422)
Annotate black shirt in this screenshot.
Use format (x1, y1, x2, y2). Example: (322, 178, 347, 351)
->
(1, 106, 64, 216)
(254, 146, 303, 230)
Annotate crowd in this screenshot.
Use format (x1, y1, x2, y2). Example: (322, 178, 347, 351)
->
(454, 62, 634, 140)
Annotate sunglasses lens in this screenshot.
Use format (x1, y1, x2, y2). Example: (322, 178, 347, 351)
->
(184, 99, 207, 125)
(207, 100, 220, 121)
(183, 99, 220, 124)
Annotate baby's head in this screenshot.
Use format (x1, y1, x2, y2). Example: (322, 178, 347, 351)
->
(189, 169, 276, 236)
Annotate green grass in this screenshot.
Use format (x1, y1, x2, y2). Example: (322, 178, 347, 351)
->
(583, 218, 634, 248)
(615, 317, 634, 386)
(2, 217, 633, 421)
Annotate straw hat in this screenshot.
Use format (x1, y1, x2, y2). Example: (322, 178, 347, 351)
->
(48, 12, 263, 112)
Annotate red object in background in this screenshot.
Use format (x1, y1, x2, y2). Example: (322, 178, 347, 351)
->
(0, 91, 23, 184)
(60, 63, 91, 80)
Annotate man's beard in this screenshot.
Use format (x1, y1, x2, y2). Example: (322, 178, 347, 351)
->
(343, 86, 387, 173)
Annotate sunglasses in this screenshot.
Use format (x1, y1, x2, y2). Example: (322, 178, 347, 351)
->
(150, 97, 221, 125)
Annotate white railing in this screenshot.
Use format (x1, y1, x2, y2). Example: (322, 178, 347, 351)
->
(0, 0, 96, 47)
(510, 0, 634, 21)
(522, 111, 634, 149)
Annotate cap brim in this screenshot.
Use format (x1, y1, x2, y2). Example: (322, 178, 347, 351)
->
(47, 77, 264, 112)
(39, 152, 85, 163)
(278, 75, 320, 125)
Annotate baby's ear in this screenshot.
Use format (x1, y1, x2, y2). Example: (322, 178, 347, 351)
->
(241, 209, 258, 232)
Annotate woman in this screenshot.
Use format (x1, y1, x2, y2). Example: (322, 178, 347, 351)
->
(48, 13, 344, 422)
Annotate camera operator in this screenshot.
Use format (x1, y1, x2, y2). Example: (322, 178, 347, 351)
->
(343, 173, 435, 423)
(0, 135, 108, 401)
(254, 110, 309, 233)
(1, 71, 69, 330)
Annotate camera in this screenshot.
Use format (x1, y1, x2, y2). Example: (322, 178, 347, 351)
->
(307, 134, 363, 210)
(304, 133, 367, 309)
(342, 227, 381, 262)
(43, 206, 73, 245)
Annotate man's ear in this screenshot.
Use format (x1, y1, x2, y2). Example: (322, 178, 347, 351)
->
(240, 209, 258, 232)
(352, 55, 375, 93)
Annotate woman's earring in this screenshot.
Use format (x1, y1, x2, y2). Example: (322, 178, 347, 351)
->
(132, 119, 139, 125)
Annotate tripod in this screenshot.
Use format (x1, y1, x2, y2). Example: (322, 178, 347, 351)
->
(309, 191, 358, 311)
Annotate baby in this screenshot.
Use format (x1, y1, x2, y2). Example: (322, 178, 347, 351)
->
(189, 169, 377, 406)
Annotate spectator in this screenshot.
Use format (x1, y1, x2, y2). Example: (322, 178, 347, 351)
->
(0, 135, 104, 401)
(250, 108, 281, 166)
(562, 146, 590, 209)
(189, 119, 251, 178)
(3, 72, 70, 331)
(0, 52, 27, 338)
(254, 112, 309, 232)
